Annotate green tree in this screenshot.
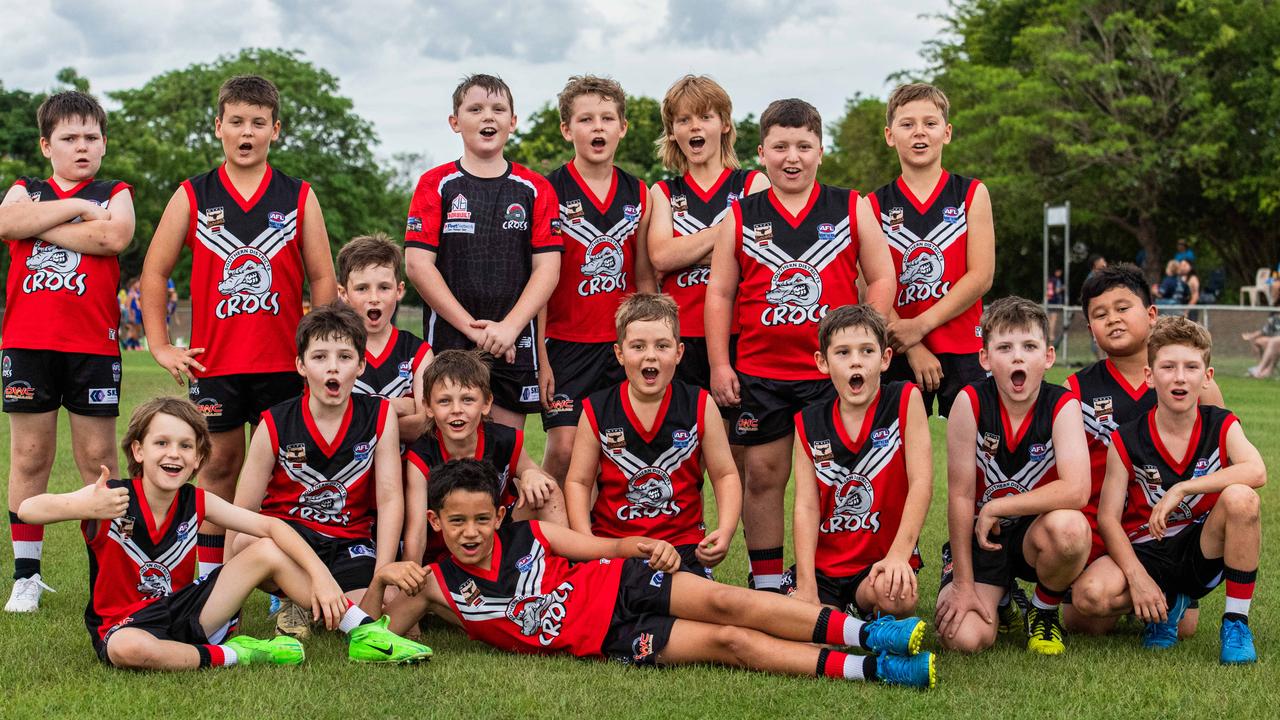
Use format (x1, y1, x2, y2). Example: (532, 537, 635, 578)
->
(733, 113, 762, 171)
(107, 48, 406, 283)
(819, 94, 900, 193)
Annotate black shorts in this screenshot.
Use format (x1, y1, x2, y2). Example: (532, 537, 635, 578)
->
(94, 566, 232, 664)
(939, 516, 1037, 589)
(188, 371, 301, 432)
(780, 564, 876, 616)
(489, 361, 541, 416)
(1132, 521, 1224, 600)
(884, 351, 985, 418)
(675, 543, 715, 580)
(2, 348, 121, 416)
(729, 373, 836, 446)
(286, 521, 376, 593)
(541, 339, 625, 430)
(674, 336, 738, 420)
(600, 558, 677, 666)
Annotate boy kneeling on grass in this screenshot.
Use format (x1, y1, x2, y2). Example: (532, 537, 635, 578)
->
(18, 397, 425, 669)
(361, 457, 937, 689)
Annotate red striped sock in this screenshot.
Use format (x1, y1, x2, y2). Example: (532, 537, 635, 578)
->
(9, 514, 43, 580)
(1031, 583, 1066, 611)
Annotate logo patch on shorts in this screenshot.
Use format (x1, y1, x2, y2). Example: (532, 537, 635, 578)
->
(196, 397, 223, 417)
(735, 412, 759, 436)
(88, 388, 118, 405)
(348, 544, 374, 559)
(545, 393, 574, 416)
(631, 632, 655, 662)
(1, 356, 10, 378)
(520, 385, 540, 403)
(112, 361, 121, 382)
(4, 381, 34, 402)
(649, 571, 665, 588)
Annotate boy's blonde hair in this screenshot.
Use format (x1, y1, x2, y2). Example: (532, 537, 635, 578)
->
(122, 397, 212, 479)
(885, 82, 950, 127)
(615, 293, 680, 342)
(423, 350, 492, 402)
(657, 75, 739, 174)
(337, 233, 403, 286)
(1148, 316, 1212, 366)
(558, 75, 627, 125)
(980, 296, 1049, 347)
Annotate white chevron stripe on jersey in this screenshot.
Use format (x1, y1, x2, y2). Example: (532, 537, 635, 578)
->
(976, 441, 1057, 497)
(276, 433, 378, 490)
(801, 226, 852, 272)
(598, 428, 700, 478)
(108, 511, 199, 572)
(354, 376, 412, 399)
(881, 211, 968, 256)
(813, 419, 901, 488)
(1079, 404, 1116, 444)
(743, 216, 851, 273)
(1136, 449, 1221, 508)
(741, 231, 795, 270)
(517, 537, 548, 596)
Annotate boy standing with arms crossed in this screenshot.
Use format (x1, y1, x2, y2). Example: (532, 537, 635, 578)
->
(141, 75, 338, 577)
(405, 75, 560, 430)
(538, 75, 656, 483)
(0, 91, 135, 611)
(870, 83, 994, 416)
(705, 99, 895, 591)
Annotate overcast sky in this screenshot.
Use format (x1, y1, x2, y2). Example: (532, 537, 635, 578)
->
(2, 0, 949, 167)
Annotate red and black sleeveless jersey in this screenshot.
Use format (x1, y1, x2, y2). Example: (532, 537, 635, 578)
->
(655, 168, 759, 337)
(354, 327, 431, 399)
(405, 161, 560, 365)
(430, 520, 624, 658)
(869, 171, 983, 354)
(582, 380, 707, 546)
(182, 164, 308, 377)
(1066, 359, 1155, 550)
(1112, 405, 1236, 544)
(4, 177, 131, 356)
(82, 478, 203, 640)
(545, 164, 646, 343)
(961, 377, 1074, 520)
(406, 420, 523, 510)
(259, 392, 390, 540)
(795, 381, 922, 576)
(732, 184, 861, 380)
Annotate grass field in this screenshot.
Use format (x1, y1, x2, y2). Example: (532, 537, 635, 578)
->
(1, 352, 1275, 719)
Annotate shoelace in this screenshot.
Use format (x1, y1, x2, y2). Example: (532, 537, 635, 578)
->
(1030, 609, 1061, 641)
(13, 576, 55, 600)
(1223, 621, 1250, 647)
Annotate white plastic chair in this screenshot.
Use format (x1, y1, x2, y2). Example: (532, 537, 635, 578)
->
(1240, 267, 1272, 306)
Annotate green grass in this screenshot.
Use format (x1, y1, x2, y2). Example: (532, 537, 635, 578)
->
(1, 354, 1276, 719)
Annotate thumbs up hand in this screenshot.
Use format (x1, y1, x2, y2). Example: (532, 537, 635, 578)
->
(82, 466, 129, 519)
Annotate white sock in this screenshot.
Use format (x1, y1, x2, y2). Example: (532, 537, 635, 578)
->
(339, 604, 371, 634)
(198, 561, 222, 579)
(843, 653, 866, 680)
(1225, 596, 1252, 617)
(753, 573, 783, 591)
(841, 614, 866, 647)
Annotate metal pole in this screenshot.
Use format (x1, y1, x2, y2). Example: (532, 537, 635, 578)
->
(1063, 201, 1071, 363)
(1043, 202, 1050, 305)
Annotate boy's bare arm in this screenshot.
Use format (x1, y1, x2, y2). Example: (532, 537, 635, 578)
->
(698, 398, 741, 566)
(143, 188, 205, 385)
(402, 462, 428, 564)
(0, 186, 97, 240)
(647, 187, 711, 272)
(299, 190, 337, 305)
(540, 521, 681, 572)
(1097, 443, 1165, 620)
(791, 434, 822, 602)
(35, 190, 135, 256)
(887, 387, 933, 561)
(633, 197, 657, 293)
(225, 423, 278, 558)
(477, 252, 560, 357)
(1149, 420, 1265, 539)
(705, 206, 742, 407)
(888, 183, 994, 351)
(373, 409, 404, 571)
(944, 391, 980, 584)
(17, 466, 126, 525)
(563, 413, 602, 534)
(853, 195, 896, 317)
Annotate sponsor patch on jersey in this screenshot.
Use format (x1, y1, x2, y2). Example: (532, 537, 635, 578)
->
(942, 206, 961, 224)
(545, 393, 574, 416)
(671, 195, 688, 216)
(117, 515, 135, 540)
(447, 194, 471, 221)
(398, 360, 413, 379)
(736, 412, 759, 436)
(752, 222, 773, 246)
(671, 429, 691, 449)
(980, 432, 1000, 456)
(623, 204, 639, 221)
(109, 328, 116, 341)
(550, 218, 563, 235)
(504, 203, 529, 231)
(1029, 442, 1048, 461)
(1, 356, 10, 378)
(196, 397, 222, 417)
(88, 388, 118, 405)
(285, 443, 307, 466)
(443, 221, 475, 234)
(406, 215, 423, 233)
(348, 544, 374, 559)
(516, 553, 535, 574)
(112, 361, 121, 382)
(267, 210, 286, 229)
(176, 521, 191, 541)
(27, 191, 41, 202)
(460, 578, 484, 607)
(565, 199, 585, 224)
(206, 206, 225, 232)
(520, 385, 540, 403)
(649, 571, 665, 588)
(1193, 458, 1210, 477)
(604, 428, 627, 454)
(1092, 396, 1114, 424)
(811, 439, 833, 464)
(353, 442, 372, 463)
(888, 206, 904, 232)
(872, 428, 892, 449)
(817, 222, 836, 242)
(4, 381, 34, 402)
(726, 191, 740, 205)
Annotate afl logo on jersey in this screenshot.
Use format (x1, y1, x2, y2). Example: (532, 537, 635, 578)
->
(872, 428, 893, 449)
(267, 211, 286, 229)
(726, 191, 740, 205)
(887, 206, 905, 232)
(578, 237, 627, 296)
(942, 206, 961, 224)
(817, 223, 837, 242)
(620, 467, 681, 520)
(763, 261, 827, 326)
(897, 240, 950, 307)
(1029, 443, 1049, 462)
(671, 429, 692, 449)
(397, 360, 413, 379)
(822, 473, 880, 534)
(1192, 458, 1210, 477)
(23, 240, 87, 296)
(353, 442, 372, 463)
(623, 204, 639, 221)
(503, 203, 529, 231)
(216, 247, 281, 319)
(136, 562, 174, 599)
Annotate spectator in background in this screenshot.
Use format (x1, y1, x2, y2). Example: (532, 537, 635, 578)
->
(1173, 238, 1195, 263)
(1180, 259, 1201, 320)
(1153, 260, 1188, 307)
(165, 277, 180, 340)
(1046, 267, 1065, 347)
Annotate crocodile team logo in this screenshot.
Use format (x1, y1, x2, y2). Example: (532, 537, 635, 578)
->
(292, 481, 350, 526)
(821, 473, 880, 533)
(503, 203, 528, 231)
(216, 247, 280, 319)
(505, 581, 574, 646)
(578, 237, 627, 296)
(23, 240, 87, 295)
(762, 261, 827, 326)
(896, 241, 950, 306)
(619, 467, 680, 520)
(136, 561, 173, 599)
